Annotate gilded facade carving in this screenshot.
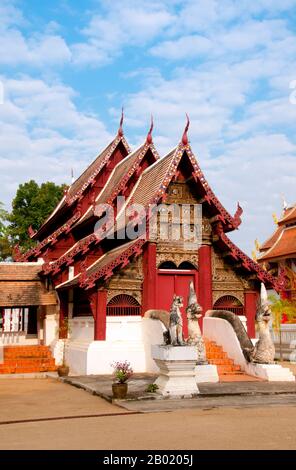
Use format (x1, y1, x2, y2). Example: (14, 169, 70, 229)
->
(107, 257, 143, 304)
(156, 243, 198, 268)
(211, 249, 254, 305)
(212, 289, 244, 305)
(107, 287, 142, 304)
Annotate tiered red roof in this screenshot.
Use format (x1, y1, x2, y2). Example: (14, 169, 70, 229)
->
(15, 118, 280, 293)
(259, 226, 296, 261)
(19, 131, 131, 262)
(258, 204, 296, 264)
(52, 137, 278, 291)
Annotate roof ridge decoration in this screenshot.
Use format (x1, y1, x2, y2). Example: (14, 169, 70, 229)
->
(80, 238, 146, 290)
(117, 107, 124, 137)
(43, 213, 115, 275)
(147, 141, 241, 231)
(20, 211, 82, 262)
(146, 115, 154, 144)
(107, 140, 159, 206)
(65, 133, 131, 206)
(182, 113, 190, 146)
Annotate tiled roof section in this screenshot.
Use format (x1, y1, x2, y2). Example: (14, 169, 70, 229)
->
(117, 143, 239, 232)
(258, 226, 296, 261)
(278, 206, 296, 225)
(259, 226, 284, 252)
(0, 281, 57, 306)
(75, 142, 159, 227)
(66, 135, 130, 205)
(57, 238, 145, 289)
(128, 149, 176, 208)
(217, 232, 279, 290)
(34, 135, 130, 238)
(20, 211, 81, 261)
(0, 264, 42, 281)
(42, 232, 98, 275)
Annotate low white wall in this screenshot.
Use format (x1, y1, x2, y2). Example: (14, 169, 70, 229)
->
(65, 316, 148, 375)
(0, 333, 39, 346)
(44, 313, 58, 346)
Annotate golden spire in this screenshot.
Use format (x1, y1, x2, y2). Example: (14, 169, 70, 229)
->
(272, 212, 278, 225)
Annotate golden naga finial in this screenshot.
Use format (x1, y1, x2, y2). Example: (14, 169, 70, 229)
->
(272, 212, 278, 225)
(251, 250, 257, 261)
(254, 238, 260, 251)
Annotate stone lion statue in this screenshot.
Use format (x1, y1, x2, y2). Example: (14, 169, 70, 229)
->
(144, 294, 185, 346)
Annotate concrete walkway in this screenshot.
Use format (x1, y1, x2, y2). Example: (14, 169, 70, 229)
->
(1, 378, 296, 449)
(61, 372, 296, 412)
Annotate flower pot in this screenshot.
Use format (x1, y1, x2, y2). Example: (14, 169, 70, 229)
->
(57, 364, 70, 377)
(112, 382, 128, 399)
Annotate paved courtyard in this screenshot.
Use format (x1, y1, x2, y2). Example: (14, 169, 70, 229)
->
(1, 377, 296, 449)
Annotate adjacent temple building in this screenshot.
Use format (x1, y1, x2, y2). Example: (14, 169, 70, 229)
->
(0, 116, 282, 375)
(258, 204, 296, 302)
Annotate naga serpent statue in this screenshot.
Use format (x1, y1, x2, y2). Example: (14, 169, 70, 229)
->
(207, 283, 275, 364)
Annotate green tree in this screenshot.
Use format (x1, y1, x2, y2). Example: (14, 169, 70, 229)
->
(0, 201, 12, 260)
(8, 180, 66, 252)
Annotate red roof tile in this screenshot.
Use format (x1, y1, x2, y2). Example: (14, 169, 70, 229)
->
(259, 225, 284, 252)
(259, 226, 296, 261)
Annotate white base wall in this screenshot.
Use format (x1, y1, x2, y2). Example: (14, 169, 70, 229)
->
(64, 316, 219, 379)
(65, 316, 149, 375)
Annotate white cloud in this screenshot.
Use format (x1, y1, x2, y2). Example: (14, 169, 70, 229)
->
(0, 31, 71, 67)
(0, 1, 71, 68)
(0, 76, 112, 208)
(71, 1, 175, 65)
(151, 35, 212, 60)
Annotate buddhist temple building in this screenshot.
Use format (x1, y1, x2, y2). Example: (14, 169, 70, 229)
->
(1, 116, 282, 375)
(258, 204, 296, 302)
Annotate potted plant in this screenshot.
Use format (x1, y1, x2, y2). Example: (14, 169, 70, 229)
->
(111, 360, 133, 399)
(57, 318, 70, 377)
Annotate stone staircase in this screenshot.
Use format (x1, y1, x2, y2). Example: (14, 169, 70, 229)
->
(204, 339, 261, 382)
(0, 345, 57, 374)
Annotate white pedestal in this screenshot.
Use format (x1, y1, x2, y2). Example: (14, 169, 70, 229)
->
(151, 345, 199, 397)
(195, 364, 219, 383)
(246, 363, 295, 382)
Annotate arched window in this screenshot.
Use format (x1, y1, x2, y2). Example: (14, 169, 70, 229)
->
(213, 295, 244, 316)
(178, 261, 196, 270)
(106, 294, 141, 316)
(158, 261, 178, 269)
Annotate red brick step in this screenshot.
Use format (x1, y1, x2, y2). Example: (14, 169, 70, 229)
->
(0, 345, 57, 374)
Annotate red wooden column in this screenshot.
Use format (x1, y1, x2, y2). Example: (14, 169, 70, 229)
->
(244, 291, 258, 338)
(90, 289, 108, 341)
(142, 242, 157, 314)
(198, 245, 213, 318)
(58, 291, 68, 339)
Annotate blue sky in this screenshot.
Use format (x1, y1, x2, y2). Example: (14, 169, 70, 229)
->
(0, 0, 296, 254)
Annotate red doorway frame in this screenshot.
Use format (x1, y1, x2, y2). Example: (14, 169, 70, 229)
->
(156, 268, 198, 337)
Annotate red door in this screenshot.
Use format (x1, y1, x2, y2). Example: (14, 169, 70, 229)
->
(156, 270, 197, 338)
